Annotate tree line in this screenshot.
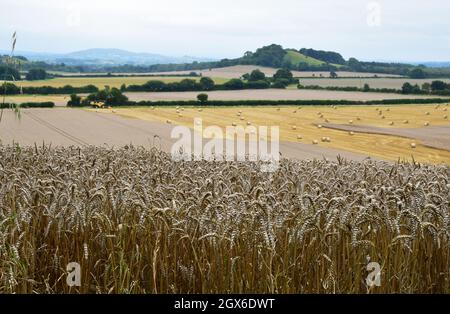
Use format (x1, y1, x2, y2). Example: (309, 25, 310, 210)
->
(0, 83, 99, 95)
(6, 44, 450, 78)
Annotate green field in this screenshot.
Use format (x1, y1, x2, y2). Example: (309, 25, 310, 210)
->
(284, 50, 324, 66)
(283, 50, 342, 68)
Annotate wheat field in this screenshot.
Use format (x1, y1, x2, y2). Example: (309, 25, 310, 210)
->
(0, 145, 448, 294)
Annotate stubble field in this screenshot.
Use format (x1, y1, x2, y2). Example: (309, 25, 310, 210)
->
(107, 103, 450, 164)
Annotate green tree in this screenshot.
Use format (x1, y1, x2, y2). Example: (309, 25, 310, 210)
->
(200, 77, 215, 90)
(421, 82, 431, 93)
(26, 68, 48, 80)
(272, 79, 290, 89)
(402, 82, 421, 94)
(409, 68, 426, 79)
(224, 79, 244, 90)
(143, 80, 166, 91)
(197, 93, 208, 104)
(67, 94, 81, 107)
(273, 68, 293, 81)
(431, 80, 448, 91)
(347, 58, 362, 71)
(248, 69, 266, 81)
(0, 65, 21, 81)
(363, 83, 370, 92)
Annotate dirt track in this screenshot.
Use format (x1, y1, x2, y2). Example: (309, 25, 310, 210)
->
(0, 108, 372, 162)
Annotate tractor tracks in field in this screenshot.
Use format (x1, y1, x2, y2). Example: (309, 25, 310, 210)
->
(23, 111, 90, 146)
(92, 112, 173, 146)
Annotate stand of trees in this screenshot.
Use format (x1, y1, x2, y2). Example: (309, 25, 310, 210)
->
(0, 65, 21, 81)
(25, 68, 49, 80)
(0, 83, 99, 95)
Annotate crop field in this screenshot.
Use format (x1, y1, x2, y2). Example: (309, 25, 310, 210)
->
(0, 145, 448, 294)
(147, 65, 403, 79)
(2, 95, 70, 106)
(299, 78, 450, 89)
(3, 89, 439, 108)
(124, 89, 438, 102)
(108, 104, 450, 164)
(16, 76, 229, 88)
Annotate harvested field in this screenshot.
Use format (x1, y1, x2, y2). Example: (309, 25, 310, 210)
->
(0, 108, 371, 162)
(3, 95, 71, 107)
(0, 146, 448, 293)
(323, 123, 450, 151)
(147, 65, 404, 79)
(110, 104, 450, 164)
(16, 76, 228, 88)
(300, 78, 450, 89)
(124, 89, 439, 102)
(4, 89, 438, 108)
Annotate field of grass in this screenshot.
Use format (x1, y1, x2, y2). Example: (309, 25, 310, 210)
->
(283, 50, 342, 68)
(300, 78, 450, 89)
(108, 104, 450, 164)
(284, 50, 325, 66)
(16, 76, 229, 88)
(1, 146, 448, 293)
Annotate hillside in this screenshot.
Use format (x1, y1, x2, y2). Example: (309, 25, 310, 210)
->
(3, 44, 450, 78)
(283, 50, 325, 66)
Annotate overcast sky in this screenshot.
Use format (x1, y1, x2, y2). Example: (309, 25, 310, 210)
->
(1, 0, 449, 61)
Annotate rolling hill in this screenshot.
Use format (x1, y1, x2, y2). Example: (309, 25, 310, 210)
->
(283, 50, 325, 66)
(1, 49, 215, 66)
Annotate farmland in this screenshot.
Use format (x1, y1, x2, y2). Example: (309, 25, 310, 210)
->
(145, 65, 403, 79)
(16, 76, 229, 88)
(108, 104, 450, 164)
(299, 78, 450, 89)
(0, 145, 448, 293)
(124, 89, 439, 102)
(3, 89, 440, 108)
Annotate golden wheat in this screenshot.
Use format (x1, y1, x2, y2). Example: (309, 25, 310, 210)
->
(0, 145, 448, 294)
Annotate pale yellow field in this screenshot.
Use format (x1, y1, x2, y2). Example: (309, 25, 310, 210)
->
(3, 94, 70, 105)
(16, 76, 228, 88)
(103, 104, 450, 164)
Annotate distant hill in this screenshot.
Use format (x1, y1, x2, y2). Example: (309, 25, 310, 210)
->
(1, 48, 215, 66)
(417, 62, 450, 68)
(3, 44, 450, 78)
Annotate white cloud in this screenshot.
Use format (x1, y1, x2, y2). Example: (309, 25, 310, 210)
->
(0, 0, 449, 61)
